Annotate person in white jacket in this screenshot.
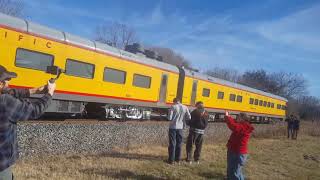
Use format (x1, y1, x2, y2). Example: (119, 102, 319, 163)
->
(167, 97, 191, 164)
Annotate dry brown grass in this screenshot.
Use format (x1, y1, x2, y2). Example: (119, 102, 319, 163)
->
(300, 121, 320, 137)
(249, 121, 320, 139)
(13, 134, 320, 180)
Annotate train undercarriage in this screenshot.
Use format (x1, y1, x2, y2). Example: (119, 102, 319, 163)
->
(43, 100, 283, 123)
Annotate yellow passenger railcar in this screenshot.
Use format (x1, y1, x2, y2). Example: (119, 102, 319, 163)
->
(0, 13, 287, 121)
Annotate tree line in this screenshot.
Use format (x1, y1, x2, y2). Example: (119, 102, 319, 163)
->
(206, 68, 319, 120)
(2, 0, 319, 121)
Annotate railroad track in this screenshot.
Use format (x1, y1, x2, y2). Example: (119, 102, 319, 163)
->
(20, 118, 170, 124)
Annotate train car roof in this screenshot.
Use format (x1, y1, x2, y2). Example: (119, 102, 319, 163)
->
(0, 13, 179, 73)
(0, 13, 287, 102)
(185, 69, 288, 102)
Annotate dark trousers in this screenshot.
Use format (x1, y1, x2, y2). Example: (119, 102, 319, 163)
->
(287, 128, 293, 139)
(186, 131, 204, 161)
(168, 129, 183, 163)
(292, 129, 299, 139)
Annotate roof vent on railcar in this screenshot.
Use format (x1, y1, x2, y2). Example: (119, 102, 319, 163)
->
(156, 55, 163, 62)
(144, 49, 157, 59)
(125, 43, 145, 56)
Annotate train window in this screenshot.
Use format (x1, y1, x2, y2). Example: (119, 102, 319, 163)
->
(66, 59, 94, 79)
(254, 99, 258, 105)
(133, 74, 151, 88)
(104, 67, 126, 84)
(277, 104, 281, 109)
(281, 105, 286, 110)
(229, 94, 236, 101)
(259, 100, 263, 106)
(15, 48, 53, 71)
(249, 98, 254, 104)
(217, 91, 224, 99)
(236, 95, 242, 102)
(271, 103, 274, 108)
(202, 88, 210, 97)
(267, 102, 271, 107)
(263, 101, 267, 107)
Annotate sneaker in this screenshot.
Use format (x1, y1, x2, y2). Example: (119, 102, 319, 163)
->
(165, 160, 174, 165)
(195, 161, 200, 165)
(187, 161, 192, 165)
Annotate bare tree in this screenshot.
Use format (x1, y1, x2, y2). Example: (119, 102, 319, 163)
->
(149, 47, 192, 68)
(0, 0, 24, 17)
(206, 67, 240, 83)
(269, 72, 307, 99)
(238, 70, 307, 99)
(239, 69, 276, 93)
(94, 22, 138, 49)
(295, 96, 320, 120)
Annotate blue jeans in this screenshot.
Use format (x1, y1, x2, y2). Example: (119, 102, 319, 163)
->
(227, 151, 248, 180)
(0, 166, 13, 180)
(168, 129, 183, 163)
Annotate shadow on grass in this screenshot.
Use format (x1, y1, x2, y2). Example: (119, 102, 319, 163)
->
(199, 171, 225, 179)
(87, 152, 167, 161)
(81, 168, 166, 180)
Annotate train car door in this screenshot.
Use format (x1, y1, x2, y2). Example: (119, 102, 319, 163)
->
(190, 80, 198, 106)
(159, 74, 168, 103)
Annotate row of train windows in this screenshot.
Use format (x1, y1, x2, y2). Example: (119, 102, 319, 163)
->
(249, 98, 286, 110)
(15, 48, 152, 89)
(201, 89, 242, 102)
(201, 88, 285, 110)
(249, 98, 274, 108)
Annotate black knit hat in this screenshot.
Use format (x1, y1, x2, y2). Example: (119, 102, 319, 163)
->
(0, 65, 17, 81)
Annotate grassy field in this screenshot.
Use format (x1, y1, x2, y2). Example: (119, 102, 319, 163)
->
(13, 133, 320, 180)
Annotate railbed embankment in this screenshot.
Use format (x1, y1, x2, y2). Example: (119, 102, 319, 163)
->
(17, 119, 295, 157)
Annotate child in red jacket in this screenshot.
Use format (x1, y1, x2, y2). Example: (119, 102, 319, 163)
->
(225, 111, 254, 180)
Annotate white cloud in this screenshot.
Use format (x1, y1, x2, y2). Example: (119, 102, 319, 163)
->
(255, 4, 320, 53)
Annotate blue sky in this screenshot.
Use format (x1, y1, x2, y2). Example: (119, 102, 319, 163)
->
(22, 0, 320, 97)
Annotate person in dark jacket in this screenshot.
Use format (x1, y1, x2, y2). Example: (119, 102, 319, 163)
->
(225, 111, 254, 180)
(0, 65, 55, 180)
(286, 114, 294, 139)
(186, 101, 208, 164)
(292, 116, 300, 140)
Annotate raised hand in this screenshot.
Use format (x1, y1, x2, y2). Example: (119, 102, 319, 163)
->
(47, 81, 56, 96)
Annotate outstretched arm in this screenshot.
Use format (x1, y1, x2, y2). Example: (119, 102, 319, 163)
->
(224, 111, 242, 133)
(3, 81, 55, 122)
(5, 85, 45, 99)
(3, 93, 52, 123)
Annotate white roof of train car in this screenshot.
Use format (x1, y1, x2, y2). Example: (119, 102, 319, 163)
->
(0, 13, 288, 102)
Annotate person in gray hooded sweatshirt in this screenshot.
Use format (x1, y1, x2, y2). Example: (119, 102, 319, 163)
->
(167, 97, 191, 164)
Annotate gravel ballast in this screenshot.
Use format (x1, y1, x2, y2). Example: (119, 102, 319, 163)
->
(17, 121, 285, 157)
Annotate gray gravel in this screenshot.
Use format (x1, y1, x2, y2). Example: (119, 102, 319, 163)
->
(17, 121, 285, 157)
